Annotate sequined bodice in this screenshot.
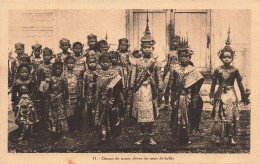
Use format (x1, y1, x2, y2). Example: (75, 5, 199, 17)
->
(64, 70, 78, 93)
(74, 55, 86, 73)
(50, 76, 65, 93)
(213, 66, 241, 86)
(39, 63, 52, 78)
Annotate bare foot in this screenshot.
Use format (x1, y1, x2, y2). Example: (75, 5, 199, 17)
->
(148, 137, 156, 145)
(135, 136, 145, 145)
(229, 137, 237, 145)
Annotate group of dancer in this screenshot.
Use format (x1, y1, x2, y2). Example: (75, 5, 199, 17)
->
(8, 18, 250, 146)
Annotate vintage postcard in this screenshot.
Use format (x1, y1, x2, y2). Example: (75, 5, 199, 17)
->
(0, 0, 260, 163)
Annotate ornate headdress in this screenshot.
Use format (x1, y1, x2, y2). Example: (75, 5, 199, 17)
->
(118, 38, 129, 45)
(87, 33, 97, 41)
(118, 38, 130, 52)
(97, 40, 110, 52)
(109, 50, 119, 58)
(218, 26, 235, 58)
(172, 35, 181, 42)
(15, 42, 25, 49)
(72, 41, 84, 48)
(59, 38, 71, 47)
(19, 53, 30, 60)
(177, 37, 193, 56)
(31, 42, 42, 51)
(42, 47, 53, 55)
(98, 40, 108, 46)
(140, 10, 156, 46)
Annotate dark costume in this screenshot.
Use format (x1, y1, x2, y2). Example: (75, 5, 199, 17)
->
(73, 54, 86, 88)
(169, 40, 204, 144)
(170, 64, 204, 143)
(209, 28, 249, 143)
(70, 53, 86, 130)
(117, 38, 132, 111)
(9, 42, 26, 88)
(95, 68, 124, 141)
(47, 75, 69, 133)
(11, 77, 39, 135)
(37, 60, 53, 127)
(64, 69, 81, 130)
(30, 43, 43, 75)
(83, 68, 98, 130)
(163, 50, 179, 107)
(10, 53, 30, 87)
(210, 66, 245, 140)
(84, 34, 99, 56)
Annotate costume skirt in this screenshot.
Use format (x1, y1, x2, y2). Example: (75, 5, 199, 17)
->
(212, 86, 239, 138)
(132, 80, 154, 123)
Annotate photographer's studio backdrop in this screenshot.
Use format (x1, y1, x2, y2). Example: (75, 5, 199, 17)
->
(8, 9, 251, 89)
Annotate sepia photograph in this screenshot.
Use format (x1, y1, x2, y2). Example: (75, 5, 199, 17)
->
(6, 8, 252, 154)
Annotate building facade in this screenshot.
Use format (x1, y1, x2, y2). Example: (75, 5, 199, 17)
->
(8, 9, 251, 88)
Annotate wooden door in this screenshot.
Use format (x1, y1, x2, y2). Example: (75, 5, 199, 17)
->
(174, 10, 211, 73)
(131, 10, 167, 60)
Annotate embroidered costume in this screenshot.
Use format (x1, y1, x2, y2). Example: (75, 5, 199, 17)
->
(169, 39, 204, 144)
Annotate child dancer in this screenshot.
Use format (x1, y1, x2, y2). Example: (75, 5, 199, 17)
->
(54, 38, 72, 63)
(95, 54, 123, 144)
(169, 39, 204, 145)
(37, 47, 54, 129)
(64, 56, 81, 131)
(71, 41, 86, 131)
(11, 64, 39, 140)
(117, 38, 131, 112)
(82, 55, 98, 131)
(163, 35, 180, 109)
(44, 60, 69, 138)
(129, 14, 163, 145)
(209, 27, 249, 145)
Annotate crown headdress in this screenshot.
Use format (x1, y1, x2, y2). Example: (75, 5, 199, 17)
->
(87, 33, 97, 41)
(140, 10, 156, 46)
(43, 47, 53, 54)
(218, 25, 235, 58)
(177, 37, 193, 55)
(15, 42, 25, 49)
(32, 42, 42, 50)
(119, 38, 129, 44)
(59, 38, 71, 44)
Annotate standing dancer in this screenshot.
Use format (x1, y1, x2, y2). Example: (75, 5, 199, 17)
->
(129, 12, 163, 145)
(209, 27, 250, 145)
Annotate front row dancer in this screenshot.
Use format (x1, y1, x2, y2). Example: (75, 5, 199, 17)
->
(129, 15, 163, 145)
(95, 53, 124, 144)
(209, 27, 250, 145)
(169, 39, 204, 145)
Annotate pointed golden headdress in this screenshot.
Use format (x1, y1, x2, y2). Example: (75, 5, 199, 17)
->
(218, 25, 235, 58)
(140, 10, 156, 46)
